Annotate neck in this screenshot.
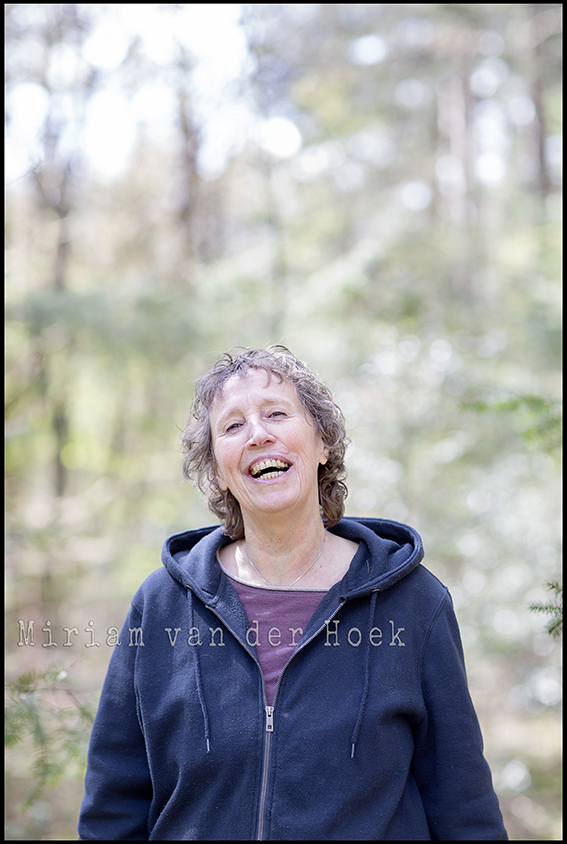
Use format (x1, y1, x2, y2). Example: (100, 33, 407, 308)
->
(240, 510, 327, 587)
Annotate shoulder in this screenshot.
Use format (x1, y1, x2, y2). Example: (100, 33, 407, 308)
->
(402, 563, 451, 606)
(130, 565, 188, 615)
(378, 564, 453, 629)
(408, 562, 449, 596)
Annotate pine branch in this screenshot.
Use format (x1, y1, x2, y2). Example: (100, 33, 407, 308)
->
(529, 582, 563, 638)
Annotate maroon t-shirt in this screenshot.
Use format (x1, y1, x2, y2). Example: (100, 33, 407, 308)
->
(225, 572, 327, 706)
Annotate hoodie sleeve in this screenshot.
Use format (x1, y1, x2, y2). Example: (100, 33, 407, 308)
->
(78, 606, 152, 841)
(412, 591, 508, 840)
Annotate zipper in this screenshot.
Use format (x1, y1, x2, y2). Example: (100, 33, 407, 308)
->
(265, 705, 274, 732)
(204, 595, 346, 841)
(200, 601, 274, 840)
(256, 706, 274, 840)
(254, 600, 346, 840)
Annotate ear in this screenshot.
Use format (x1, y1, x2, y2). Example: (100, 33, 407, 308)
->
(214, 463, 229, 491)
(319, 445, 329, 466)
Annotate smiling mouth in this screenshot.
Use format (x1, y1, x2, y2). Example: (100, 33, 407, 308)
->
(250, 459, 290, 480)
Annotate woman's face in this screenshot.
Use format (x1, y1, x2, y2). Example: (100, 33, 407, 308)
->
(209, 369, 328, 526)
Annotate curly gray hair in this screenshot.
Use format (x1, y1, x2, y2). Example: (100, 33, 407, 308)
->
(180, 346, 349, 539)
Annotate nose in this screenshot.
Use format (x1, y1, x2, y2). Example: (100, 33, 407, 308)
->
(247, 416, 275, 448)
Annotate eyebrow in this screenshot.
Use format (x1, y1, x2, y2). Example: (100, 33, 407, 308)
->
(213, 394, 296, 429)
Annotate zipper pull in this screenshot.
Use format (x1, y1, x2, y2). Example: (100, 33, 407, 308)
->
(265, 705, 274, 732)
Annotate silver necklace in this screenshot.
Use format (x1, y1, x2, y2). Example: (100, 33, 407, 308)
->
(244, 533, 326, 588)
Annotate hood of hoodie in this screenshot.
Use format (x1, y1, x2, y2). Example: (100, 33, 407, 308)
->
(161, 517, 424, 603)
(81, 516, 509, 841)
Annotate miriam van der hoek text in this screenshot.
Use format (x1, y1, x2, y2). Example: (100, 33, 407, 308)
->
(17, 619, 406, 649)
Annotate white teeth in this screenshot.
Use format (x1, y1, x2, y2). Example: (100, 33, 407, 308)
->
(250, 459, 290, 478)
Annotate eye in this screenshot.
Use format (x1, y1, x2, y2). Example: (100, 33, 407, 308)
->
(269, 411, 286, 419)
(226, 421, 243, 432)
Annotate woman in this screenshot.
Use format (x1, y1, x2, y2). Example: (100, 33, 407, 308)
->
(79, 346, 508, 840)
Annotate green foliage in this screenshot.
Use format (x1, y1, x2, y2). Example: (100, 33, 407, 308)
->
(5, 2, 562, 838)
(5, 663, 97, 811)
(461, 395, 562, 642)
(529, 582, 563, 638)
(462, 394, 562, 453)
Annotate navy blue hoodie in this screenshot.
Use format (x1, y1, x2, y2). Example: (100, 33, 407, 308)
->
(78, 517, 508, 840)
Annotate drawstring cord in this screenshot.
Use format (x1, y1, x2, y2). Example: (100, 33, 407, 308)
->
(189, 589, 211, 753)
(350, 589, 379, 759)
(188, 583, 379, 759)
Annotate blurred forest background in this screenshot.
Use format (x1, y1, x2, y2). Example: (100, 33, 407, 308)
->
(5, 3, 562, 840)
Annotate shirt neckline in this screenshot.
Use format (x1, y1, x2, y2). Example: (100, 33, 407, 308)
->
(218, 557, 329, 593)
